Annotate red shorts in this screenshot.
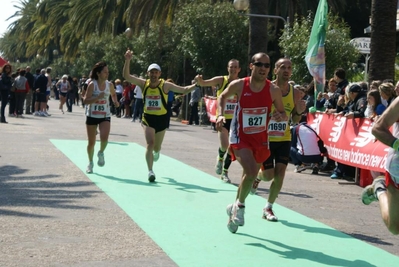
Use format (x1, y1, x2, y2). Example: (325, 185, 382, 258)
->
(230, 142, 270, 164)
(385, 172, 399, 190)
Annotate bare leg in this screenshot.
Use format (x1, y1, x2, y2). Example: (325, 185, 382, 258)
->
(379, 184, 399, 235)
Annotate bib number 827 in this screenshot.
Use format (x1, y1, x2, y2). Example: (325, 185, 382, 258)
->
(248, 117, 263, 126)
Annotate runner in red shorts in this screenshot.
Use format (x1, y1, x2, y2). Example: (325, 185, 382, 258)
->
(218, 52, 287, 233)
(362, 96, 399, 235)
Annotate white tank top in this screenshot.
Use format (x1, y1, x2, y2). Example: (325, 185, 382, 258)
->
(386, 122, 399, 185)
(85, 80, 111, 118)
(59, 81, 69, 93)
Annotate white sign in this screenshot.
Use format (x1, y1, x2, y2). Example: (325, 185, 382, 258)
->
(350, 37, 371, 54)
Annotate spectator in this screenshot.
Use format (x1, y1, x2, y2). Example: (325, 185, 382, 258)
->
(290, 122, 326, 174)
(13, 69, 29, 118)
(25, 66, 34, 115)
(132, 75, 143, 123)
(379, 82, 396, 107)
(1, 63, 13, 123)
(166, 78, 175, 128)
(189, 80, 201, 125)
(365, 89, 386, 120)
(114, 79, 123, 117)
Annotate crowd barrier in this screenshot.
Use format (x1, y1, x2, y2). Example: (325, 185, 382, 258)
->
(204, 98, 387, 186)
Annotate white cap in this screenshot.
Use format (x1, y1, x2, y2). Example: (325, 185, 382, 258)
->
(147, 63, 161, 72)
(62, 74, 68, 79)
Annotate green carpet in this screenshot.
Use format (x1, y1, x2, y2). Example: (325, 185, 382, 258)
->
(52, 139, 399, 267)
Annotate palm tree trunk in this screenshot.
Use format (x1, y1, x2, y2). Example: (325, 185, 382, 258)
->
(248, 0, 269, 64)
(369, 0, 397, 82)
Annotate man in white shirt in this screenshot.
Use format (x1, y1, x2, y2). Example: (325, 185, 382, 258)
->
(132, 75, 143, 122)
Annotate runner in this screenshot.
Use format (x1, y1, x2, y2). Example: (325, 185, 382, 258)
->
(362, 96, 399, 235)
(56, 75, 71, 114)
(221, 52, 287, 233)
(196, 59, 241, 183)
(250, 58, 306, 222)
(84, 61, 119, 173)
(123, 49, 199, 182)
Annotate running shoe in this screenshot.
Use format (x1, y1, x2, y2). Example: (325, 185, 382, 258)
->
(226, 204, 238, 233)
(86, 162, 94, 173)
(294, 164, 307, 173)
(215, 156, 223, 175)
(361, 177, 386, 205)
(97, 151, 105, 167)
(311, 164, 319, 175)
(153, 151, 160, 162)
(226, 203, 245, 226)
(148, 170, 156, 182)
(262, 207, 278, 222)
(250, 178, 261, 195)
(221, 172, 231, 183)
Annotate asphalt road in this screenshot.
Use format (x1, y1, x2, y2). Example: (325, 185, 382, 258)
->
(0, 99, 397, 266)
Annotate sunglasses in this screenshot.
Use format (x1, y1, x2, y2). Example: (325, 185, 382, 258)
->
(253, 62, 271, 68)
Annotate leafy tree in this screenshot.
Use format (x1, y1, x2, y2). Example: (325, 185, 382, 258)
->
(172, 2, 248, 78)
(279, 13, 360, 84)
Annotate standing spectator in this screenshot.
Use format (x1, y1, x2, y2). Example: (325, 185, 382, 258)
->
(379, 82, 397, 107)
(331, 83, 366, 179)
(189, 80, 200, 125)
(166, 78, 175, 129)
(13, 69, 29, 118)
(25, 66, 34, 114)
(33, 69, 49, 117)
(114, 79, 123, 117)
(8, 71, 18, 117)
(132, 75, 143, 123)
(66, 77, 78, 112)
(1, 64, 13, 123)
(78, 75, 88, 107)
(122, 80, 132, 118)
(31, 68, 41, 114)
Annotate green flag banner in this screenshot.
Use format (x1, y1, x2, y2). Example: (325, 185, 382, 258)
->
(305, 0, 328, 111)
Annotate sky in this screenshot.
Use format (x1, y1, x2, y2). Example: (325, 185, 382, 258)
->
(0, 0, 18, 37)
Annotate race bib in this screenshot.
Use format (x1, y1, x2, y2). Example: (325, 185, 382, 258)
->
(242, 107, 267, 134)
(91, 99, 107, 116)
(145, 96, 162, 111)
(268, 120, 288, 137)
(224, 98, 237, 115)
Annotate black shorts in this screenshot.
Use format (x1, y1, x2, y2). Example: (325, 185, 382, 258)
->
(262, 141, 291, 169)
(36, 92, 47, 103)
(60, 92, 67, 97)
(223, 119, 232, 131)
(86, 116, 111, 125)
(142, 113, 168, 133)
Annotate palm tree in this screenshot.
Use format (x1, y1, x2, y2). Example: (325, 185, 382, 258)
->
(368, 0, 397, 82)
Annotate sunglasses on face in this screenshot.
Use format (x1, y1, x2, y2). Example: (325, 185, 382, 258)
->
(253, 62, 271, 68)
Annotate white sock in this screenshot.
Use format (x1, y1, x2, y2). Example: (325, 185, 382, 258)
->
(236, 199, 245, 207)
(265, 202, 273, 210)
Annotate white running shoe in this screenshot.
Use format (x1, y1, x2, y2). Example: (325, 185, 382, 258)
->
(227, 203, 245, 226)
(294, 164, 307, 173)
(86, 162, 94, 173)
(221, 172, 231, 183)
(153, 151, 160, 162)
(226, 204, 238, 233)
(34, 112, 40, 116)
(148, 170, 156, 182)
(97, 151, 105, 167)
(263, 207, 278, 222)
(215, 156, 223, 175)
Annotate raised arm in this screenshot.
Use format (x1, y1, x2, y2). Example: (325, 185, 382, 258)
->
(196, 75, 224, 88)
(123, 49, 146, 88)
(164, 79, 198, 95)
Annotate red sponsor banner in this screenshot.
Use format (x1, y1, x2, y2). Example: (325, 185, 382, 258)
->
(204, 97, 217, 123)
(0, 56, 8, 67)
(307, 112, 389, 172)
